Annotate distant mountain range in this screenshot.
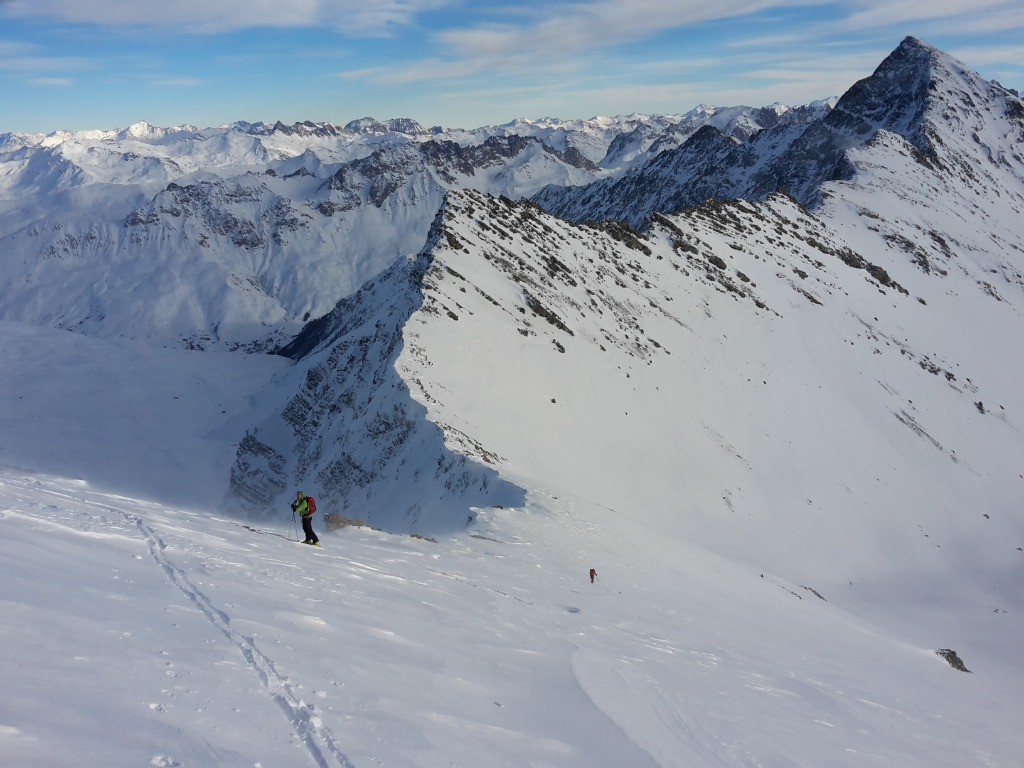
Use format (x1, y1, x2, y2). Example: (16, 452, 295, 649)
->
(0, 94, 831, 351)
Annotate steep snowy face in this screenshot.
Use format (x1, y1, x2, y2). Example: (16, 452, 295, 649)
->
(409, 188, 1024, 565)
(799, 46, 1024, 320)
(909, 44, 1024, 195)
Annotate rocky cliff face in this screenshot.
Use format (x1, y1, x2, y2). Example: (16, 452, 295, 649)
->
(227, 206, 528, 531)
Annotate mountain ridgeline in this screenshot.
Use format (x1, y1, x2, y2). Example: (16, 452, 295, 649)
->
(0, 91, 827, 350)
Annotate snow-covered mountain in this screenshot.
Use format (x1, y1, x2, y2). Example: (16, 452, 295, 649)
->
(230, 168, 1023, 552)
(2, 36, 1024, 767)
(0, 103, 827, 350)
(228, 38, 1024, 534)
(534, 36, 1024, 227)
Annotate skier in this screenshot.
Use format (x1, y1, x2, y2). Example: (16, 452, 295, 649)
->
(291, 491, 320, 546)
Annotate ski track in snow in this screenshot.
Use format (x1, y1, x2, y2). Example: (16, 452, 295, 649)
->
(124, 510, 354, 768)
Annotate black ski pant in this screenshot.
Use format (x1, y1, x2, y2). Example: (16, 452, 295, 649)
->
(302, 515, 319, 544)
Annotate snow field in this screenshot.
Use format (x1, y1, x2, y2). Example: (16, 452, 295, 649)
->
(3, 467, 1022, 767)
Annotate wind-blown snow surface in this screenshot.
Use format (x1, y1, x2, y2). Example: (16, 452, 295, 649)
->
(2, 467, 1022, 767)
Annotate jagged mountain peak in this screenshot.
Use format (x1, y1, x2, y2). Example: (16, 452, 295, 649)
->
(823, 36, 946, 150)
(810, 35, 1023, 162)
(760, 36, 1023, 207)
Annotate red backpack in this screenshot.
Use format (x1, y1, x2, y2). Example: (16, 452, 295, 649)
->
(306, 496, 317, 515)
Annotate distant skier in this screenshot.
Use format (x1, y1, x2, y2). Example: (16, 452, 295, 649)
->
(291, 491, 320, 546)
(589, 568, 597, 584)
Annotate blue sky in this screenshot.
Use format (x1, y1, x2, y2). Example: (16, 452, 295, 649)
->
(2, 0, 1022, 133)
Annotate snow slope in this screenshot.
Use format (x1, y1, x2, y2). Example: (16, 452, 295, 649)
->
(212, 180, 1024, 767)
(3, 462, 1021, 767)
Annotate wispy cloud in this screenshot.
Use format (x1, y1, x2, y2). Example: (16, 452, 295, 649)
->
(338, 55, 581, 86)
(327, 0, 452, 37)
(151, 77, 205, 87)
(334, 1, 863, 94)
(28, 76, 73, 86)
(434, 0, 826, 61)
(840, 0, 1020, 30)
(2, 0, 454, 35)
(946, 44, 1024, 67)
(916, 6, 1024, 35)
(0, 54, 89, 73)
